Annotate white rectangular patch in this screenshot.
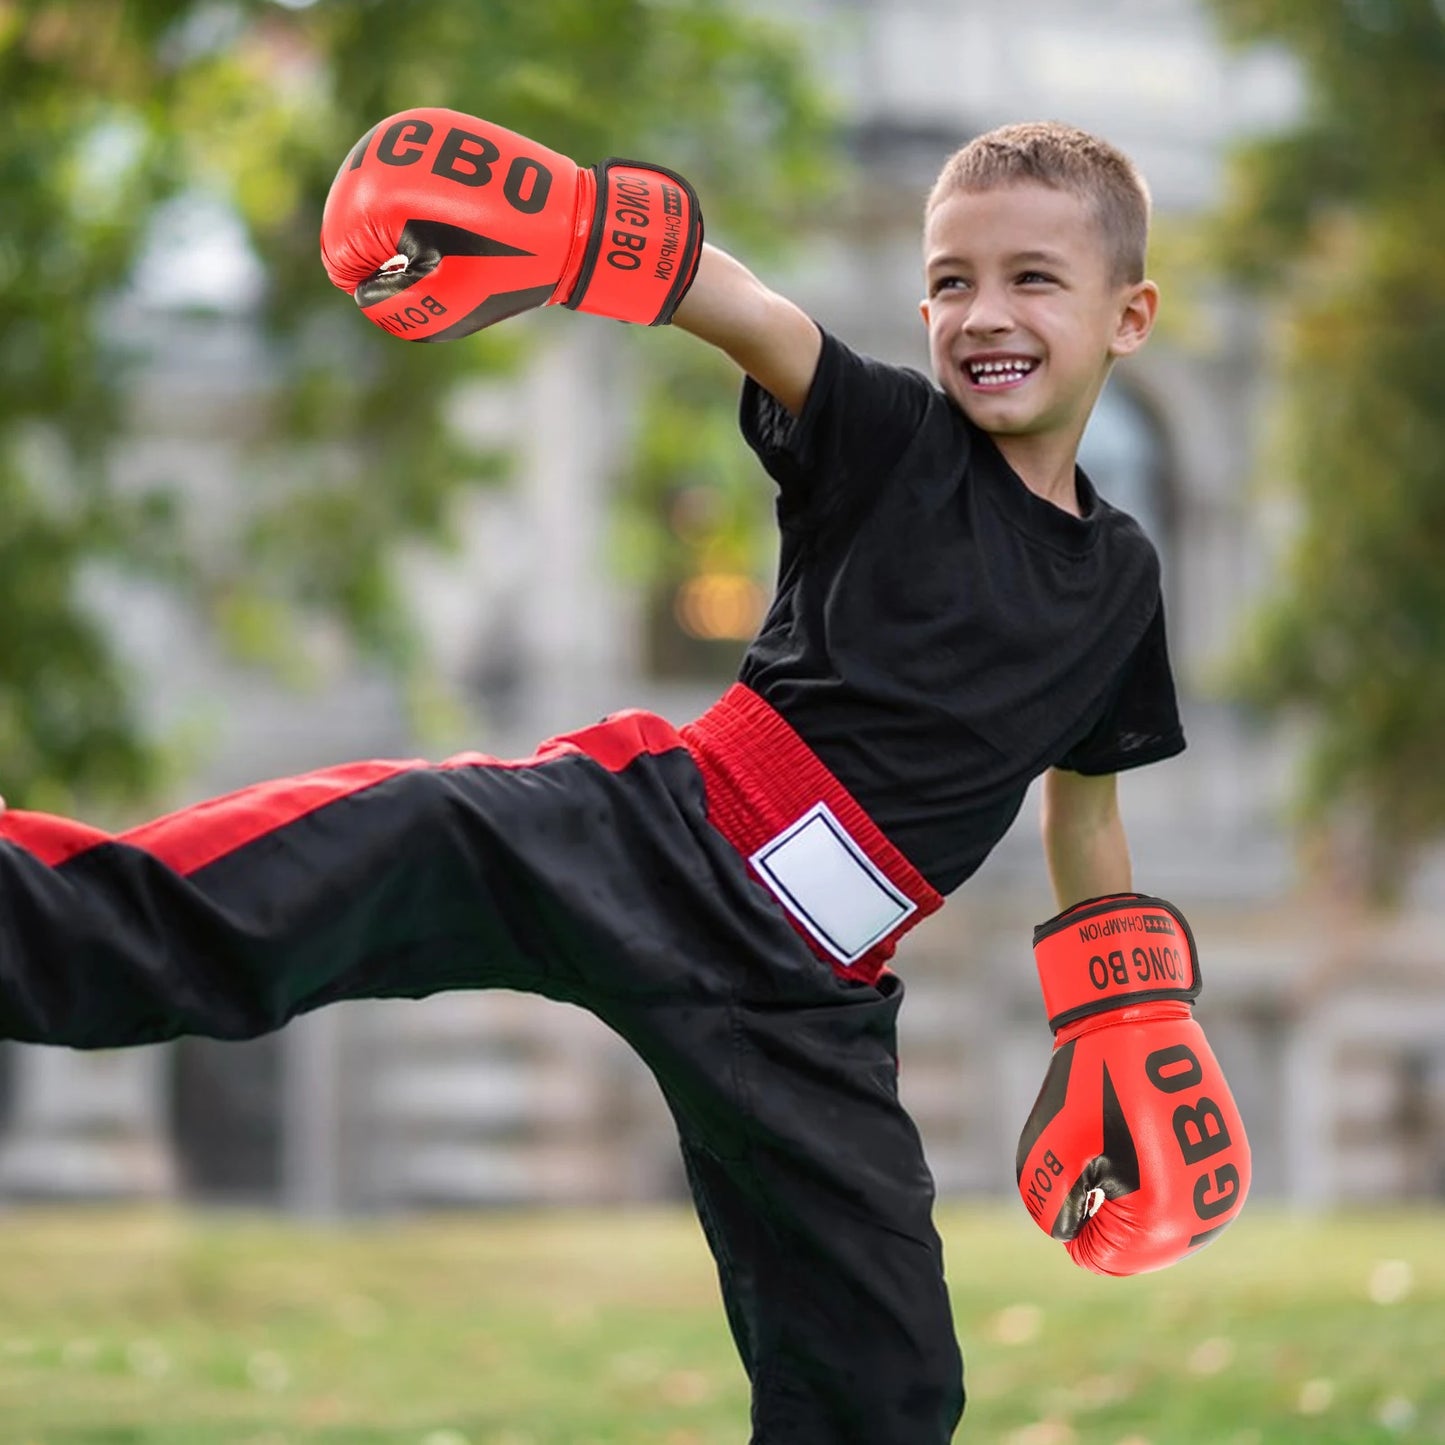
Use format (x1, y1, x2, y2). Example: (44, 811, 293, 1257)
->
(749, 802, 916, 967)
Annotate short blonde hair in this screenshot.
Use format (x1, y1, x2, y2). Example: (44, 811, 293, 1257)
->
(926, 121, 1151, 284)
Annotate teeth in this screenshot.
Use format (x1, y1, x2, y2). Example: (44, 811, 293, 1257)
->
(969, 358, 1035, 385)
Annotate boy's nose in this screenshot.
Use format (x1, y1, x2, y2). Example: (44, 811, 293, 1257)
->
(962, 293, 1013, 337)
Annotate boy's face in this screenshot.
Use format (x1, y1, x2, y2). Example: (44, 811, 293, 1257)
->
(919, 181, 1157, 450)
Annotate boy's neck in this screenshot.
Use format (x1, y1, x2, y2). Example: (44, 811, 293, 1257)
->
(989, 431, 1085, 517)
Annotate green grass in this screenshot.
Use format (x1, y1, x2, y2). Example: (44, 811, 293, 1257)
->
(0, 1204, 1440, 1443)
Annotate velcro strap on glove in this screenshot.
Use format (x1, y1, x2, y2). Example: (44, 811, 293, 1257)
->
(562, 159, 703, 325)
(1032, 893, 1201, 1033)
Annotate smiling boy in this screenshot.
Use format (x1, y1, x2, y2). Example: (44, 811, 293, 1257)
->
(672, 121, 1173, 914)
(920, 126, 1158, 510)
(0, 118, 1248, 1444)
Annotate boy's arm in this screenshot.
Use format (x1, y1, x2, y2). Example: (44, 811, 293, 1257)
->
(1021, 768, 1253, 1275)
(319, 112, 821, 412)
(1040, 767, 1131, 909)
(671, 243, 823, 418)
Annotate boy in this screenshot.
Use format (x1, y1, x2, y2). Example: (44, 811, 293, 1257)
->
(0, 116, 1249, 1442)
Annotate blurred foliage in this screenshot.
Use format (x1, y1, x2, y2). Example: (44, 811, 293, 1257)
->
(609, 332, 782, 680)
(611, 335, 774, 567)
(1205, 0, 1445, 896)
(0, 0, 836, 812)
(613, 344, 771, 590)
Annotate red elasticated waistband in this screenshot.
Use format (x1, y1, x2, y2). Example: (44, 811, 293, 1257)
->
(682, 684, 942, 983)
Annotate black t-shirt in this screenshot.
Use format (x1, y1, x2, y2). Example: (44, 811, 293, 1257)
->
(736, 328, 1185, 895)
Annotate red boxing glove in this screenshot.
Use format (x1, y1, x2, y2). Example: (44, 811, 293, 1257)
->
(320, 108, 703, 340)
(1015, 894, 1250, 1275)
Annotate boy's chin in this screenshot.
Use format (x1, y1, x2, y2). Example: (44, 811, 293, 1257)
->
(951, 390, 1043, 435)
(947, 385, 1083, 443)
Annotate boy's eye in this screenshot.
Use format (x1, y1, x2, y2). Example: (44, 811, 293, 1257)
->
(931, 275, 967, 296)
(1017, 271, 1056, 286)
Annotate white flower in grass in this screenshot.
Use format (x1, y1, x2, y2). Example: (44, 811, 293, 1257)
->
(989, 1302, 1044, 1346)
(126, 1338, 171, 1378)
(246, 1349, 291, 1392)
(1368, 1259, 1413, 1305)
(1187, 1337, 1235, 1375)
(660, 1370, 713, 1406)
(1376, 1395, 1417, 1432)
(1006, 1421, 1076, 1445)
(1297, 1378, 1335, 1415)
(420, 1432, 470, 1445)
(1073, 1374, 1130, 1410)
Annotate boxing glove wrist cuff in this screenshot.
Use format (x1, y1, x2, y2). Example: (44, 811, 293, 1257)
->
(561, 159, 704, 325)
(1032, 893, 1201, 1033)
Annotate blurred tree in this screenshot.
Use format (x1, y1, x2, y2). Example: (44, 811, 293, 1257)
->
(611, 340, 778, 682)
(1205, 0, 1445, 897)
(0, 0, 834, 813)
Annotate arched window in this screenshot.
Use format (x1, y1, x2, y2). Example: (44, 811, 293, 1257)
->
(1079, 380, 1172, 567)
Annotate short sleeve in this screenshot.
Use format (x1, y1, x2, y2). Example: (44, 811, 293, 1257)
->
(1055, 595, 1186, 775)
(739, 327, 940, 529)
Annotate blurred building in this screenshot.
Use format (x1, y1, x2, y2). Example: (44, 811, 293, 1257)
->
(2, 0, 1443, 1214)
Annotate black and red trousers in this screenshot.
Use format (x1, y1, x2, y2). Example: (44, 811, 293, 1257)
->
(0, 685, 964, 1443)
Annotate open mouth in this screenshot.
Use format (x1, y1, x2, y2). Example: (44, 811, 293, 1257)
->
(966, 358, 1039, 389)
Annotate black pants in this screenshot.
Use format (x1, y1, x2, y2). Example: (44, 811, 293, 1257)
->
(0, 712, 964, 1442)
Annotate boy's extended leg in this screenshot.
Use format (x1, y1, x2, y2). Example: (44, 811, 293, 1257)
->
(0, 712, 705, 1047)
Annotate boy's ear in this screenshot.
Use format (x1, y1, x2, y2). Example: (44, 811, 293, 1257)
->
(1109, 279, 1159, 358)
(918, 298, 931, 329)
